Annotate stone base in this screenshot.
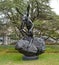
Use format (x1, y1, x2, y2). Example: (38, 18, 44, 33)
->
(23, 56, 39, 60)
(15, 37, 45, 57)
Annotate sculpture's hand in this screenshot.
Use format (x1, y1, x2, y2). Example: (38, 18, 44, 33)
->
(23, 29, 26, 32)
(29, 29, 32, 33)
(20, 29, 26, 33)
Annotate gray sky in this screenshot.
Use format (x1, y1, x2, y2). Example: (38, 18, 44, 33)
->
(50, 0, 59, 15)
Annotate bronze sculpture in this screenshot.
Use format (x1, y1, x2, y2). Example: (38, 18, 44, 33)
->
(15, 4, 45, 60)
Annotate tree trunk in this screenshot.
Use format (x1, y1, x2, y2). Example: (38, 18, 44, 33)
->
(3, 34, 8, 45)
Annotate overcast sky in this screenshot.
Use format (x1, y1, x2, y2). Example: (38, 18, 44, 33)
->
(50, 0, 59, 15)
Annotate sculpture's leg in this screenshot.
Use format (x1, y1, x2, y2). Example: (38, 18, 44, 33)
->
(20, 30, 25, 37)
(28, 38, 33, 47)
(26, 37, 33, 49)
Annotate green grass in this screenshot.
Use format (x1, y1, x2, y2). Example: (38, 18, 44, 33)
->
(46, 45, 59, 53)
(0, 45, 59, 65)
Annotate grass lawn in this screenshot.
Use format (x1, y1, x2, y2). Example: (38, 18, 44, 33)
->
(0, 45, 59, 65)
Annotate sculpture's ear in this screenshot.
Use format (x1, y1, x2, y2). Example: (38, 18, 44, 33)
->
(27, 4, 30, 17)
(16, 7, 23, 16)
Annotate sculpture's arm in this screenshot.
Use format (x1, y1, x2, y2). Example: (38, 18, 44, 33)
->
(20, 22, 24, 30)
(29, 20, 34, 32)
(31, 23, 34, 31)
(20, 22, 28, 36)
